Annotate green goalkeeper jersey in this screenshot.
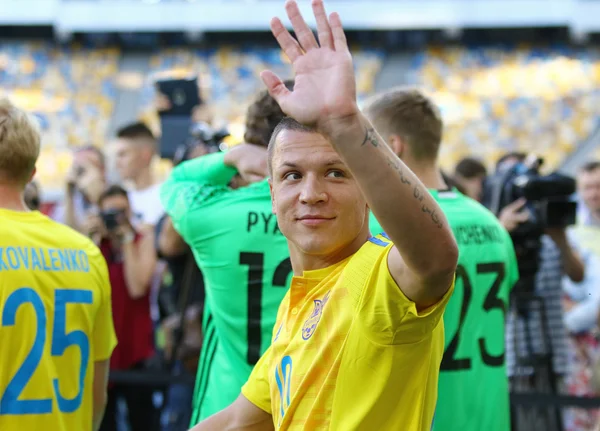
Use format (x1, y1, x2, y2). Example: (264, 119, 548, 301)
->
(370, 189, 518, 431)
(161, 152, 292, 424)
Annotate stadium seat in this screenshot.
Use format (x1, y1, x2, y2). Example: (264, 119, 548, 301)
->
(410, 45, 600, 172)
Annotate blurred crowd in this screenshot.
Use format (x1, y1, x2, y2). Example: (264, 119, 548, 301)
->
(21, 85, 600, 431)
(12, 41, 600, 431)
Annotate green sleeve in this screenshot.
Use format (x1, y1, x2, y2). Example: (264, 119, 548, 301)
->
(170, 152, 237, 186)
(160, 152, 238, 239)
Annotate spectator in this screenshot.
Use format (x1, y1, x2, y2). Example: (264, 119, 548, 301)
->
(453, 157, 488, 201)
(114, 122, 164, 227)
(562, 250, 600, 431)
(52, 145, 106, 232)
(85, 185, 159, 431)
(576, 161, 600, 228)
(563, 160, 600, 431)
(495, 153, 585, 431)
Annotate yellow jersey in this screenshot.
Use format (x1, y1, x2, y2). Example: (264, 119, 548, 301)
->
(0, 209, 117, 430)
(242, 234, 454, 430)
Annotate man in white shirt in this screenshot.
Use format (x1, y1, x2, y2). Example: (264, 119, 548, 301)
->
(114, 122, 164, 227)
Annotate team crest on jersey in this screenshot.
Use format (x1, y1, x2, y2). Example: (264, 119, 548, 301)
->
(301, 291, 331, 340)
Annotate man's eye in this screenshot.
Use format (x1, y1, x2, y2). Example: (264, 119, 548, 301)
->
(284, 172, 301, 180)
(326, 170, 345, 178)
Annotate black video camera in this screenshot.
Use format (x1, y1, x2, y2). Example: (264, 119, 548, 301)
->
(482, 157, 577, 235)
(482, 157, 577, 312)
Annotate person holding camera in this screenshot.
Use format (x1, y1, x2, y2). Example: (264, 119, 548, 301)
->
(85, 185, 160, 431)
(494, 152, 584, 431)
(52, 145, 106, 232)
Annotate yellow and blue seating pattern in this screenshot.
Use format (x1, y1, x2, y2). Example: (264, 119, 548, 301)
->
(410, 45, 600, 171)
(138, 46, 384, 142)
(0, 42, 120, 187)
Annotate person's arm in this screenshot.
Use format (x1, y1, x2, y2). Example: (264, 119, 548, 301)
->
(92, 359, 110, 430)
(160, 152, 238, 235)
(158, 216, 188, 258)
(64, 186, 82, 231)
(189, 394, 274, 431)
(122, 225, 157, 299)
(90, 254, 118, 430)
(565, 297, 600, 334)
(192, 343, 274, 430)
(169, 152, 238, 187)
(563, 251, 600, 333)
(547, 228, 585, 282)
(261, 0, 458, 308)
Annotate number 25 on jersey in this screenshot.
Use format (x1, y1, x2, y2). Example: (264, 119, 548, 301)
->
(1, 287, 92, 415)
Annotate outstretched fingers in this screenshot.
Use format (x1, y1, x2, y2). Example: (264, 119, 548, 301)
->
(329, 12, 349, 53)
(271, 17, 303, 63)
(260, 70, 291, 113)
(285, 0, 319, 52)
(312, 0, 334, 50)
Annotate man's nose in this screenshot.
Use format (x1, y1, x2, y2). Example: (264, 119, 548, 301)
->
(299, 175, 328, 205)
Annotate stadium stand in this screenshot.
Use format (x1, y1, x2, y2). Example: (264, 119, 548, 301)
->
(0, 41, 120, 189)
(410, 45, 600, 172)
(138, 46, 384, 141)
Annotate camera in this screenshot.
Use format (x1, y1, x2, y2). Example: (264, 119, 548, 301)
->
(482, 157, 577, 311)
(172, 122, 230, 166)
(482, 157, 577, 234)
(100, 209, 126, 231)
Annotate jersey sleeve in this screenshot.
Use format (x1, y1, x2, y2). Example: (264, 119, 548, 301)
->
(241, 345, 273, 413)
(92, 254, 118, 361)
(160, 152, 238, 241)
(357, 242, 455, 345)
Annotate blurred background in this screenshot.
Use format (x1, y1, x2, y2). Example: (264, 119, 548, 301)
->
(2, 0, 598, 203)
(2, 1, 600, 430)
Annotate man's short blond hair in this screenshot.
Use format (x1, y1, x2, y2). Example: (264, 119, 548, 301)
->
(0, 98, 40, 185)
(364, 88, 443, 161)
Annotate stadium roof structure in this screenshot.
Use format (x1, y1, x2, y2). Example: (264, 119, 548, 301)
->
(1, 0, 600, 36)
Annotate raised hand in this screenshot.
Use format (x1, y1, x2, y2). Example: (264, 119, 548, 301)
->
(261, 0, 359, 133)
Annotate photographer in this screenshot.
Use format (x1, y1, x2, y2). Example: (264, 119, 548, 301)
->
(490, 152, 584, 431)
(53, 146, 106, 232)
(85, 185, 159, 431)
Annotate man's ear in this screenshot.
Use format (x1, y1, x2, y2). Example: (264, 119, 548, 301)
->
(268, 178, 276, 215)
(28, 167, 37, 183)
(387, 135, 404, 159)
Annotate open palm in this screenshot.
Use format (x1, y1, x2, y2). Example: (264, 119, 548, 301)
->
(261, 0, 358, 129)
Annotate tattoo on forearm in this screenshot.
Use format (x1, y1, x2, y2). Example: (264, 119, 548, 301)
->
(361, 128, 380, 148)
(413, 185, 424, 202)
(385, 156, 412, 185)
(422, 205, 443, 229)
(384, 155, 443, 229)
